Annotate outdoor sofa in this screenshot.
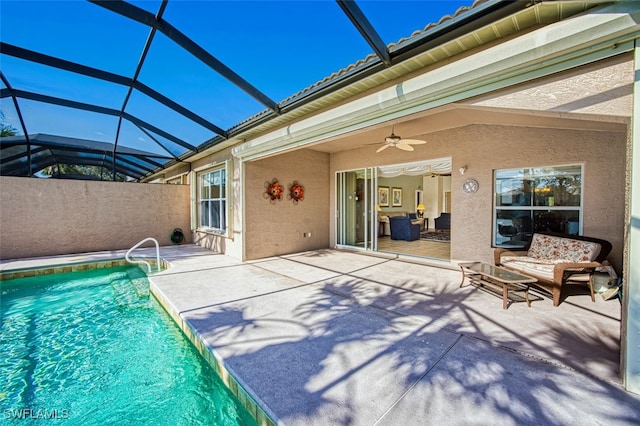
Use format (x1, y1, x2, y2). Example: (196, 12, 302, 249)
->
(494, 232, 612, 306)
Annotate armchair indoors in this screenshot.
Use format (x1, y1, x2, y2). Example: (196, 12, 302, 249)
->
(389, 216, 421, 241)
(434, 213, 451, 231)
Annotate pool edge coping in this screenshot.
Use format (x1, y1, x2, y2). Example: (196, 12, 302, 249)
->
(149, 280, 280, 426)
(0, 258, 132, 280)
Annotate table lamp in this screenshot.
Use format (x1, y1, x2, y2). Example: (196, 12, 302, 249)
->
(417, 204, 425, 218)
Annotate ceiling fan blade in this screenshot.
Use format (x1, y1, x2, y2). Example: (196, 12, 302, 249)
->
(376, 144, 390, 153)
(401, 139, 427, 145)
(396, 144, 414, 151)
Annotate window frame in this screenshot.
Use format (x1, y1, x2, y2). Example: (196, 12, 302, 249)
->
(193, 161, 232, 236)
(492, 163, 583, 248)
(165, 174, 186, 185)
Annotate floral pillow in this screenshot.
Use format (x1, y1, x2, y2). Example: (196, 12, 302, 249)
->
(528, 234, 600, 263)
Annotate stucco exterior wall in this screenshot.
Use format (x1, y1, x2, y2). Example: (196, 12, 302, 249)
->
(0, 177, 191, 260)
(330, 124, 627, 273)
(244, 149, 330, 259)
(452, 125, 625, 272)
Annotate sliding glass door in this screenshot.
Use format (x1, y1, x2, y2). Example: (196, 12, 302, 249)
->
(336, 168, 377, 251)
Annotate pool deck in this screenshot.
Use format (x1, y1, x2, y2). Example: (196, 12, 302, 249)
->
(3, 244, 640, 425)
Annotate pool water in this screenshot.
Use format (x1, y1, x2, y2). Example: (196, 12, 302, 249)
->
(0, 266, 258, 426)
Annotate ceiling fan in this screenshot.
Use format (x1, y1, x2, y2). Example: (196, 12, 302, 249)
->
(376, 127, 427, 153)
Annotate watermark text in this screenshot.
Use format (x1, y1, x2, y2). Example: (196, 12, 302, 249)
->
(3, 408, 70, 420)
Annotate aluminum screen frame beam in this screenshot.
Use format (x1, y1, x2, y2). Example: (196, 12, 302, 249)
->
(0, 42, 227, 138)
(89, 0, 280, 115)
(2, 88, 197, 152)
(281, 0, 529, 112)
(0, 71, 32, 176)
(336, 0, 391, 66)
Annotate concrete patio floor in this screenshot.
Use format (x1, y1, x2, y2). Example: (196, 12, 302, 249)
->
(147, 245, 640, 426)
(3, 245, 639, 425)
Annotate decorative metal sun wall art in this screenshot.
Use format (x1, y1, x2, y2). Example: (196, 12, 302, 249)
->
(264, 179, 305, 204)
(288, 181, 304, 204)
(265, 179, 284, 202)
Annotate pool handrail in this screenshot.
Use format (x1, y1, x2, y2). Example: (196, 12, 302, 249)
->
(126, 237, 161, 273)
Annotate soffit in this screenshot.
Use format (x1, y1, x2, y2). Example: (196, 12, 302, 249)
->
(308, 103, 629, 155)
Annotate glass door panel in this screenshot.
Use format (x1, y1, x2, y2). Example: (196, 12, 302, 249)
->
(336, 168, 377, 250)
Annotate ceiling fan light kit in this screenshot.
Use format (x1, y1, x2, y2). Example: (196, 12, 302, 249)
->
(376, 126, 426, 153)
(385, 134, 401, 144)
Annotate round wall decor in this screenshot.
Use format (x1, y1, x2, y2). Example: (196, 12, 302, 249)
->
(462, 179, 479, 193)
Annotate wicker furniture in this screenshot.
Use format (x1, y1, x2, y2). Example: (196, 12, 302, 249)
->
(494, 232, 612, 306)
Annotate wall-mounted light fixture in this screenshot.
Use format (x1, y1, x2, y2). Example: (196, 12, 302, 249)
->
(459, 165, 467, 175)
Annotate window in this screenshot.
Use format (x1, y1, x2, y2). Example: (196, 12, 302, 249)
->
(494, 164, 582, 248)
(165, 175, 184, 184)
(198, 167, 227, 233)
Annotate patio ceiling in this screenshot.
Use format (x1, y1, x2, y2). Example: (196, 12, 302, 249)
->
(0, 0, 596, 181)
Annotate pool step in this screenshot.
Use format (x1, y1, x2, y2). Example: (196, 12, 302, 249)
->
(111, 278, 139, 307)
(110, 267, 151, 307)
(126, 267, 150, 297)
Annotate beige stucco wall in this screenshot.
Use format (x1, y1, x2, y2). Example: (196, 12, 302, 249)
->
(330, 124, 627, 273)
(452, 125, 625, 272)
(244, 149, 330, 259)
(0, 177, 191, 260)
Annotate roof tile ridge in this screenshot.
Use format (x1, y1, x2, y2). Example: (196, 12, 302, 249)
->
(389, 0, 488, 48)
(227, 0, 487, 134)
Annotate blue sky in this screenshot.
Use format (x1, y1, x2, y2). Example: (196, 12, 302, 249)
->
(1, 0, 471, 156)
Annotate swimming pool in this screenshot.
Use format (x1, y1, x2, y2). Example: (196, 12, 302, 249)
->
(0, 266, 258, 426)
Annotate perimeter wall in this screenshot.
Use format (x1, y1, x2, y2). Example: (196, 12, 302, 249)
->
(0, 177, 191, 260)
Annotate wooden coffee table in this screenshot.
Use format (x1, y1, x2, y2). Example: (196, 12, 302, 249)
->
(459, 262, 537, 309)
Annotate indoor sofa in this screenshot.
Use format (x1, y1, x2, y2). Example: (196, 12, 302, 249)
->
(379, 211, 424, 235)
(494, 232, 612, 306)
(389, 216, 421, 241)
